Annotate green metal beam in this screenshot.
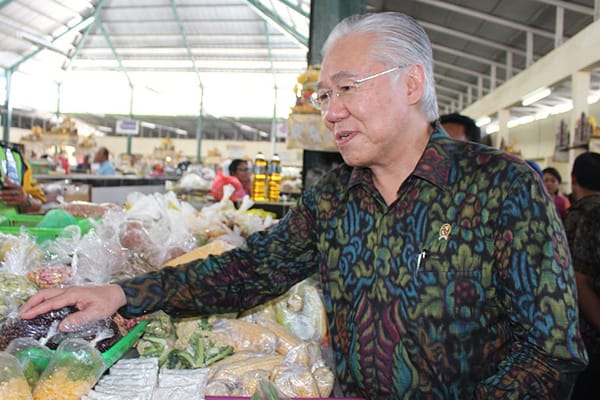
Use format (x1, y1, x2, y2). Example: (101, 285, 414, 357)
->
(0, 0, 15, 10)
(196, 91, 204, 164)
(62, 0, 107, 74)
(170, 0, 204, 164)
(276, 0, 309, 18)
(308, 0, 367, 65)
(246, 0, 308, 48)
(264, 20, 278, 157)
(2, 69, 12, 142)
(170, 0, 202, 85)
(11, 14, 99, 72)
(95, 19, 133, 89)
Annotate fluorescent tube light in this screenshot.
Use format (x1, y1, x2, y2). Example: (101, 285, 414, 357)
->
(521, 88, 551, 106)
(140, 122, 156, 129)
(476, 116, 491, 127)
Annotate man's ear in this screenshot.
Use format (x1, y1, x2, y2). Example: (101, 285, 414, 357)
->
(405, 64, 426, 105)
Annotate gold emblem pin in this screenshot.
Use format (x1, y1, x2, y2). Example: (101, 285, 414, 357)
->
(438, 223, 451, 240)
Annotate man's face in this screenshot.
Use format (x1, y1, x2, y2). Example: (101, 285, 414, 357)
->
(318, 33, 413, 168)
(94, 149, 105, 163)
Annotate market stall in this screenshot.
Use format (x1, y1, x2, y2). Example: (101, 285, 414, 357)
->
(0, 189, 341, 399)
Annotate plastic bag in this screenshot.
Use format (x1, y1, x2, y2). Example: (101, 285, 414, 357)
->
(0, 306, 121, 353)
(0, 272, 39, 318)
(36, 209, 77, 229)
(32, 338, 105, 400)
(6, 338, 52, 387)
(250, 379, 290, 400)
(211, 168, 244, 201)
(0, 351, 33, 399)
(0, 307, 74, 351)
(212, 319, 279, 354)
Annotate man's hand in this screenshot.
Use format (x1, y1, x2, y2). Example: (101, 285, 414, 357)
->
(19, 284, 127, 332)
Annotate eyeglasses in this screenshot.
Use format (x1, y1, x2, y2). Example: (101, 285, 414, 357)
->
(237, 167, 250, 172)
(311, 64, 409, 111)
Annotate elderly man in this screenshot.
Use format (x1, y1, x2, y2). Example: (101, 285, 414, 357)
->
(21, 12, 586, 399)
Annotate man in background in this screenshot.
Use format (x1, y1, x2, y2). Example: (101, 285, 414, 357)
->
(439, 112, 481, 143)
(94, 146, 116, 175)
(565, 152, 600, 399)
(0, 142, 45, 214)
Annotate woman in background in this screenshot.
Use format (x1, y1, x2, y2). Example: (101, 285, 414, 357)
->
(543, 167, 571, 219)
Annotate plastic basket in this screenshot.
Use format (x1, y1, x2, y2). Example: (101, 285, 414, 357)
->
(0, 214, 45, 227)
(0, 214, 96, 243)
(102, 320, 148, 369)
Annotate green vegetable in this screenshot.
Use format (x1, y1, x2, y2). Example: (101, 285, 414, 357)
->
(165, 349, 195, 369)
(136, 336, 172, 366)
(137, 314, 233, 369)
(251, 379, 284, 400)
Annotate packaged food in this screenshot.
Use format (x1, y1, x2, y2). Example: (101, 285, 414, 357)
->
(0, 351, 33, 400)
(6, 338, 52, 387)
(32, 338, 105, 400)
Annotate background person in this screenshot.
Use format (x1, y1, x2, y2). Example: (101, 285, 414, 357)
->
(20, 12, 587, 399)
(94, 146, 116, 176)
(228, 159, 251, 198)
(439, 112, 481, 142)
(0, 143, 45, 214)
(564, 152, 600, 400)
(543, 166, 570, 219)
(75, 154, 92, 174)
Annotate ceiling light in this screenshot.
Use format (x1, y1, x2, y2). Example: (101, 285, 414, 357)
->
(588, 93, 600, 104)
(550, 102, 573, 115)
(485, 124, 499, 134)
(476, 116, 491, 127)
(521, 87, 551, 106)
(140, 122, 156, 129)
(21, 31, 67, 56)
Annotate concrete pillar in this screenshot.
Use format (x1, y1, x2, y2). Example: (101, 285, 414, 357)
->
(496, 108, 510, 149)
(308, 0, 366, 65)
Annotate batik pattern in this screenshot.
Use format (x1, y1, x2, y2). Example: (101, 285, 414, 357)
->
(119, 129, 587, 399)
(564, 194, 600, 356)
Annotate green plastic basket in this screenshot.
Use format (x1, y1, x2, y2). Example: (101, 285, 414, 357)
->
(0, 214, 96, 243)
(102, 320, 148, 369)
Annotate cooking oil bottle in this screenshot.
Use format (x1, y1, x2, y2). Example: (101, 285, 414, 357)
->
(251, 151, 267, 201)
(267, 153, 281, 201)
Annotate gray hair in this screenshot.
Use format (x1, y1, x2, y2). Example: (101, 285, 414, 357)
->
(321, 12, 439, 122)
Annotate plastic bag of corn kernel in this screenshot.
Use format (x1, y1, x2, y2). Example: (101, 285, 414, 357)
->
(32, 338, 105, 400)
(0, 351, 33, 400)
(6, 338, 52, 388)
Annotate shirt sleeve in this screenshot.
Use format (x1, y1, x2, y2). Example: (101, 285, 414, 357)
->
(475, 173, 588, 399)
(22, 161, 46, 203)
(117, 196, 320, 319)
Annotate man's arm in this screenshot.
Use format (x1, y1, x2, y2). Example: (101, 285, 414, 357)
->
(476, 173, 588, 399)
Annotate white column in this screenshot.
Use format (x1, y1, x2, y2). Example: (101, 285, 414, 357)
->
(496, 108, 510, 149)
(567, 70, 592, 183)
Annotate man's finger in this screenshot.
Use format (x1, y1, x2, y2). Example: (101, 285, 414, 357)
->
(20, 292, 77, 319)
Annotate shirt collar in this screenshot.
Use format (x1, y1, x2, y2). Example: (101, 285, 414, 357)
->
(346, 124, 452, 192)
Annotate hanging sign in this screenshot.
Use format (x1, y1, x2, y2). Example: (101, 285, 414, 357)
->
(115, 119, 139, 135)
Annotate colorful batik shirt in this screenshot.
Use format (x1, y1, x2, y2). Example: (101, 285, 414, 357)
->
(564, 194, 600, 356)
(119, 128, 587, 399)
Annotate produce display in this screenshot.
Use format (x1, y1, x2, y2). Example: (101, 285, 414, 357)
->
(0, 188, 334, 398)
